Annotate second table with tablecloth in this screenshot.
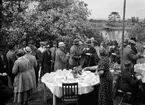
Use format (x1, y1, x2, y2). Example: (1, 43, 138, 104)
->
(134, 63, 145, 83)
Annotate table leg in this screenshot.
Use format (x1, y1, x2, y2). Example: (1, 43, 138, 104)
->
(43, 83, 47, 103)
(53, 94, 56, 105)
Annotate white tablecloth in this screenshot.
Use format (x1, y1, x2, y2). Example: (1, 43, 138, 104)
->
(41, 69, 100, 97)
(134, 63, 145, 83)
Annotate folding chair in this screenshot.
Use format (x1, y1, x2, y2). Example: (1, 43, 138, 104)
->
(62, 83, 79, 105)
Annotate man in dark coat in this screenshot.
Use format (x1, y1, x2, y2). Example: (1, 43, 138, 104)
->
(6, 44, 17, 88)
(41, 45, 52, 76)
(0, 48, 8, 86)
(119, 60, 143, 105)
(50, 42, 57, 71)
(81, 39, 100, 68)
(0, 80, 13, 105)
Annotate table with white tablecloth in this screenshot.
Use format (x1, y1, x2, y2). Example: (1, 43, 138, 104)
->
(134, 63, 145, 83)
(41, 69, 100, 105)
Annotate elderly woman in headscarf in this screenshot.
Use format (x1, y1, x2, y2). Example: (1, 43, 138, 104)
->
(12, 49, 34, 105)
(83, 48, 113, 105)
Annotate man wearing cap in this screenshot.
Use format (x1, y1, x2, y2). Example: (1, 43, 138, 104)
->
(69, 39, 81, 68)
(54, 42, 69, 71)
(123, 39, 141, 65)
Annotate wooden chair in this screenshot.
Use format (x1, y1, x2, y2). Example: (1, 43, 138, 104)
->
(62, 82, 79, 105)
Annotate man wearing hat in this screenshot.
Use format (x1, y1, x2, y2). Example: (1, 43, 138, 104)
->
(54, 42, 69, 71)
(41, 45, 52, 76)
(69, 39, 81, 68)
(119, 60, 143, 105)
(123, 39, 142, 65)
(81, 39, 99, 68)
(38, 42, 46, 52)
(6, 43, 17, 88)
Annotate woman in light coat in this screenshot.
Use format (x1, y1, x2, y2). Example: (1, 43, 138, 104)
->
(12, 49, 34, 105)
(23, 46, 37, 92)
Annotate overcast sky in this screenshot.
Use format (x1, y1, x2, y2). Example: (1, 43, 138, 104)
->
(81, 0, 145, 20)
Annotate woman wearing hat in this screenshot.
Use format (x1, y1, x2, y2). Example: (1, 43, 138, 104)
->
(12, 49, 34, 105)
(54, 42, 69, 71)
(23, 47, 37, 91)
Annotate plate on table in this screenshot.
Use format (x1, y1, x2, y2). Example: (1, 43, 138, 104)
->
(84, 71, 91, 74)
(86, 53, 92, 56)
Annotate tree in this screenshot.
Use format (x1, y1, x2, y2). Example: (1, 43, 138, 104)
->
(108, 12, 121, 22)
(2, 0, 99, 46)
(128, 24, 145, 42)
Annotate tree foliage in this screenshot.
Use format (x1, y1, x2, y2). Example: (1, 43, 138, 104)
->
(108, 12, 121, 22)
(128, 24, 145, 42)
(1, 0, 102, 46)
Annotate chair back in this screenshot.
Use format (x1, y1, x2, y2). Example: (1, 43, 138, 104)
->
(62, 82, 78, 102)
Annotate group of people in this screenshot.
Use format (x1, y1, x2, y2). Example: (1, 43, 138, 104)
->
(0, 37, 145, 105)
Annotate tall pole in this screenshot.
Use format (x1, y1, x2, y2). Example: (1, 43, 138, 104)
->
(121, 0, 126, 72)
(0, 0, 2, 30)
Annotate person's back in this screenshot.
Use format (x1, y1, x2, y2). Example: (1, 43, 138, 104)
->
(54, 49, 67, 71)
(23, 46, 37, 92)
(12, 55, 34, 104)
(123, 45, 131, 63)
(24, 54, 37, 69)
(6, 50, 16, 73)
(54, 42, 69, 71)
(119, 61, 138, 92)
(6, 45, 17, 88)
(69, 44, 81, 67)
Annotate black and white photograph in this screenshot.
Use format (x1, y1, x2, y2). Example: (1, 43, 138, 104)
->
(0, 0, 145, 105)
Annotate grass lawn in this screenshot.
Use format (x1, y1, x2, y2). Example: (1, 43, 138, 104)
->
(6, 82, 136, 105)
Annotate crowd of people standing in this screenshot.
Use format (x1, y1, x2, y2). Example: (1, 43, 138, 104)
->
(0, 37, 145, 105)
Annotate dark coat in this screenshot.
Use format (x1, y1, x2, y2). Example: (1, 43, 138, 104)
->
(0, 80, 13, 105)
(0, 56, 8, 86)
(6, 50, 17, 77)
(0, 56, 5, 73)
(35, 49, 42, 64)
(41, 50, 52, 75)
(119, 67, 139, 92)
(81, 46, 99, 68)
